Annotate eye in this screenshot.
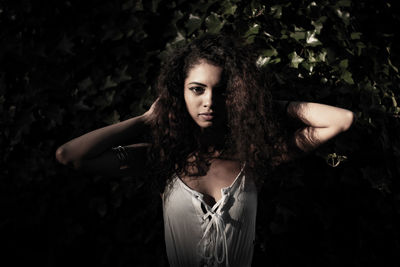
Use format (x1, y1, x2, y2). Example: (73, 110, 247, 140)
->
(189, 86, 205, 95)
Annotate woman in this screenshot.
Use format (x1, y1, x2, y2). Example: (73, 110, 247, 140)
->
(55, 34, 355, 267)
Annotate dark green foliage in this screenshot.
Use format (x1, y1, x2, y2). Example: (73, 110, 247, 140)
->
(1, 0, 399, 266)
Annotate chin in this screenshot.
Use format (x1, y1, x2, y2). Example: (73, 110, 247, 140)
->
(200, 123, 213, 129)
(197, 121, 213, 128)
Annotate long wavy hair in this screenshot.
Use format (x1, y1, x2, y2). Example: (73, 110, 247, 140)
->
(147, 34, 296, 191)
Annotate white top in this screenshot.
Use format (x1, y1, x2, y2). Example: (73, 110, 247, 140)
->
(162, 163, 258, 267)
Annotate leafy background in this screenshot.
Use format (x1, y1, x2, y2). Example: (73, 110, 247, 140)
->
(1, 0, 400, 266)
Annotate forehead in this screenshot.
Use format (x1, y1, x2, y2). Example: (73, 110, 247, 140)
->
(185, 61, 223, 85)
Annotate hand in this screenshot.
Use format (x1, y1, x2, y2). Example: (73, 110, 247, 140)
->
(142, 97, 159, 125)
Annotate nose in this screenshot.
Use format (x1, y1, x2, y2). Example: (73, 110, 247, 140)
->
(203, 89, 213, 108)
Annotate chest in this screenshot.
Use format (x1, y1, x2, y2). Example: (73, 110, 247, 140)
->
(179, 159, 242, 206)
(163, 164, 258, 267)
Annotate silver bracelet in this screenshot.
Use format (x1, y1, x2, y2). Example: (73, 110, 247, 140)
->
(112, 146, 130, 169)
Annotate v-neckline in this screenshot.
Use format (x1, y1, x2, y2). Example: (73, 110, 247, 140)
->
(176, 163, 246, 208)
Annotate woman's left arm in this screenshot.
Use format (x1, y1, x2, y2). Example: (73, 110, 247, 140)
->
(287, 101, 355, 152)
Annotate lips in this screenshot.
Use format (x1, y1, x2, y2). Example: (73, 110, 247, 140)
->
(199, 112, 214, 121)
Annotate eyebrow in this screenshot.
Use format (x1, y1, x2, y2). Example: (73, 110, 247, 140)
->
(187, 82, 207, 87)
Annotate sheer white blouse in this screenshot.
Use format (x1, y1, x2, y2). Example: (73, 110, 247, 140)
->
(162, 163, 258, 267)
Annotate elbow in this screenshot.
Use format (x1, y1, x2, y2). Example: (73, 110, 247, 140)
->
(55, 146, 82, 169)
(55, 146, 69, 165)
(341, 111, 355, 132)
(334, 110, 355, 133)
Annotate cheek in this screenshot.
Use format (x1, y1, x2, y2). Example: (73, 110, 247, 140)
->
(183, 91, 190, 110)
(184, 93, 197, 112)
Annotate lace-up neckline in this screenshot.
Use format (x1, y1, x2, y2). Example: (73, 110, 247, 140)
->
(175, 163, 246, 266)
(176, 162, 246, 207)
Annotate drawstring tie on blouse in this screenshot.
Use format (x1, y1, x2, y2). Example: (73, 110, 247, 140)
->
(197, 193, 230, 267)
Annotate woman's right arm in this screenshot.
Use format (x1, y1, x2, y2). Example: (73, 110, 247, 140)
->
(55, 100, 157, 176)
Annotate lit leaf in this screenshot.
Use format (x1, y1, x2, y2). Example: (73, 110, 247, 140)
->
(301, 61, 314, 72)
(290, 27, 306, 41)
(341, 70, 354, 84)
(339, 59, 349, 69)
(288, 51, 304, 68)
(318, 50, 327, 62)
(185, 14, 202, 35)
(336, 8, 350, 25)
(307, 51, 316, 63)
(205, 13, 224, 34)
(280, 28, 288, 39)
(262, 48, 278, 57)
(244, 23, 260, 43)
(270, 5, 282, 18)
(311, 19, 324, 34)
(290, 31, 306, 41)
(306, 31, 321, 46)
(256, 56, 270, 67)
(222, 1, 237, 15)
(269, 58, 281, 64)
(356, 42, 366, 56)
(325, 153, 348, 167)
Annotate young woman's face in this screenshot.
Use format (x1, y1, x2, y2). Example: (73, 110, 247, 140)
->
(184, 61, 226, 129)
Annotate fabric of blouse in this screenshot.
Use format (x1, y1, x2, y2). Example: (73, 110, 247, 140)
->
(162, 163, 258, 267)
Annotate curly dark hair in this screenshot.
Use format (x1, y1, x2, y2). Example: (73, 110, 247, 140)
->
(147, 34, 297, 191)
